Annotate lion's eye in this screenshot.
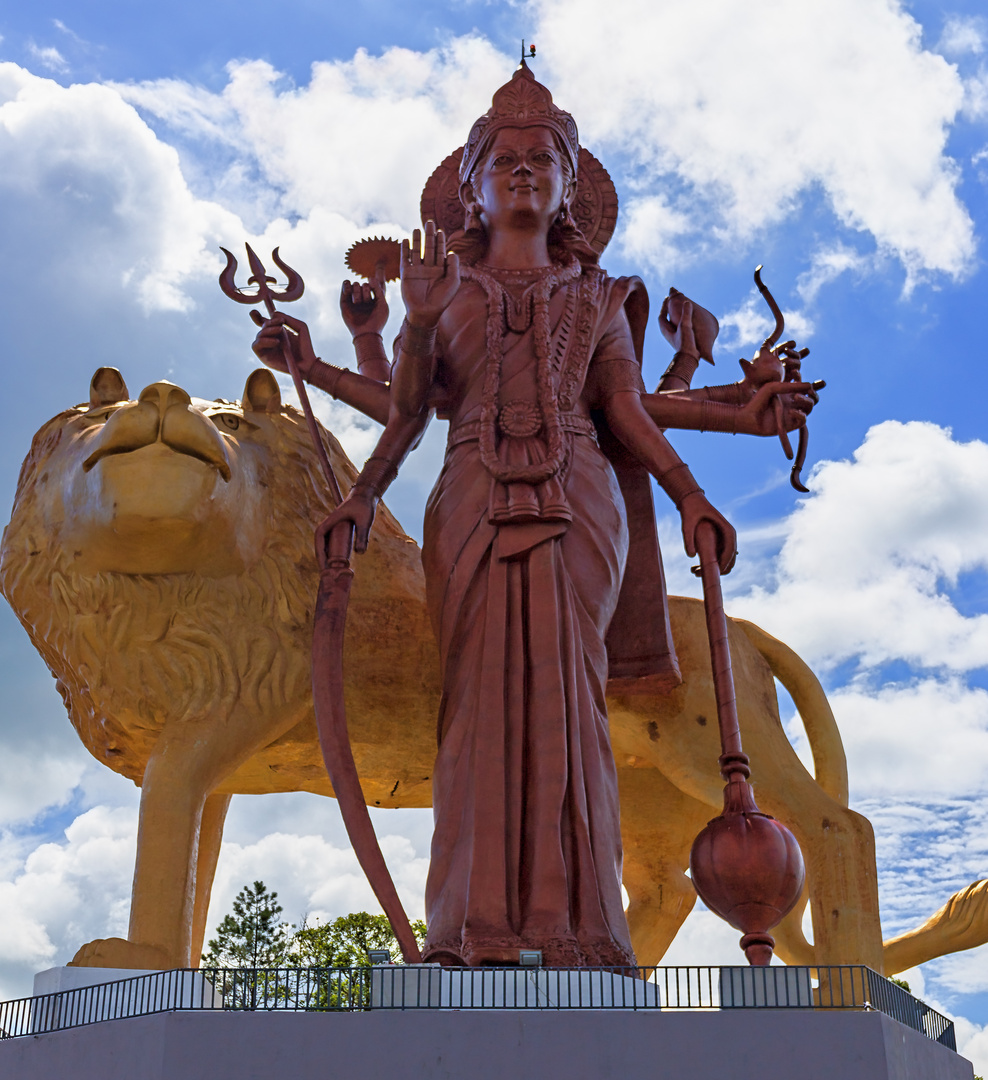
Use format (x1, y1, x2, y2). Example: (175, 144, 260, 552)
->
(211, 414, 241, 432)
(81, 405, 121, 425)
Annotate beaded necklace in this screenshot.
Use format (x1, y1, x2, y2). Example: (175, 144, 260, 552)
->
(462, 256, 582, 485)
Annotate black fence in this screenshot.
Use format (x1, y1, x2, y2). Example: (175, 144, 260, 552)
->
(0, 964, 955, 1051)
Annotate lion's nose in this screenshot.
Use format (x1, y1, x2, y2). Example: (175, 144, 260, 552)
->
(138, 382, 192, 417)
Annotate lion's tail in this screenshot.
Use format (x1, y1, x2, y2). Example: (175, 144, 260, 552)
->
(737, 619, 988, 975)
(735, 618, 848, 807)
(883, 878, 988, 975)
(735, 618, 847, 966)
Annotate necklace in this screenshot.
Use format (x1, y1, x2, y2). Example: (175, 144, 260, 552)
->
(462, 256, 582, 485)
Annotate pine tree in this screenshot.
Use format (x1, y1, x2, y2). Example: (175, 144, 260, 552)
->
(201, 880, 292, 969)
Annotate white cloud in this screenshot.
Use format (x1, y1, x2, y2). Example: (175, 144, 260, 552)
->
(735, 421, 988, 672)
(717, 291, 815, 353)
(965, 67, 988, 120)
(536, 0, 976, 281)
(0, 806, 137, 999)
(0, 63, 243, 313)
(938, 15, 986, 57)
(26, 45, 68, 75)
(115, 39, 509, 232)
(207, 829, 428, 939)
(796, 243, 876, 303)
(832, 679, 988, 799)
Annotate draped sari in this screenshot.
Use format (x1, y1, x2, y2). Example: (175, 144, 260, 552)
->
(420, 265, 672, 967)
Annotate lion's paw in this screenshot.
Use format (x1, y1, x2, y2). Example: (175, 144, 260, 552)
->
(69, 937, 175, 970)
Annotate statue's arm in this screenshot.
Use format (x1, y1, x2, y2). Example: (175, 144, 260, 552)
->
(251, 310, 391, 425)
(640, 385, 816, 437)
(603, 389, 736, 573)
(316, 402, 432, 555)
(392, 223, 461, 417)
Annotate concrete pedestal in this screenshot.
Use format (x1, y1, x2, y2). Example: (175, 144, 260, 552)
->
(0, 1007, 973, 1080)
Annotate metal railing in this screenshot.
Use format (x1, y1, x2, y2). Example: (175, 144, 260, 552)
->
(0, 965, 955, 1050)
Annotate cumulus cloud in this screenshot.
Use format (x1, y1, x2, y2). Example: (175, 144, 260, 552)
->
(0, 63, 243, 313)
(734, 421, 988, 671)
(938, 15, 986, 57)
(536, 0, 976, 282)
(0, 807, 136, 999)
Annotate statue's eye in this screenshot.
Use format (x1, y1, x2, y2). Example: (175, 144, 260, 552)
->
(211, 413, 241, 432)
(491, 154, 513, 167)
(81, 405, 121, 425)
(534, 152, 554, 165)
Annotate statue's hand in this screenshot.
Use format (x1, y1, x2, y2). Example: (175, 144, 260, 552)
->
(340, 271, 389, 337)
(315, 487, 378, 562)
(737, 381, 819, 437)
(401, 220, 460, 329)
(738, 347, 785, 394)
(658, 290, 699, 358)
(251, 311, 319, 380)
(679, 492, 737, 574)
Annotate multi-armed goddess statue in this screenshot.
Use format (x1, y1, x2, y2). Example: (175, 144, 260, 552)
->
(253, 61, 816, 968)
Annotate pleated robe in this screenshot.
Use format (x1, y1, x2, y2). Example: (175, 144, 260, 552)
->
(420, 268, 659, 967)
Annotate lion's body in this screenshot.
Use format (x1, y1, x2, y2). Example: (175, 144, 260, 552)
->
(2, 370, 984, 973)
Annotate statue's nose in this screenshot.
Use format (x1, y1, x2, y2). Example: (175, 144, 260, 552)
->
(138, 381, 192, 416)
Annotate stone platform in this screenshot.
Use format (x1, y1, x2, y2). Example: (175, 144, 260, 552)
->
(0, 1007, 973, 1079)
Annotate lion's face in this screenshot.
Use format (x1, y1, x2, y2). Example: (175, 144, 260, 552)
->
(32, 367, 298, 578)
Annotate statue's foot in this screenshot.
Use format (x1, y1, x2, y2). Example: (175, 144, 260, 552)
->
(69, 937, 175, 970)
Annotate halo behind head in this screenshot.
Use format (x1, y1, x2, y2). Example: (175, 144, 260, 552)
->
(420, 145, 618, 256)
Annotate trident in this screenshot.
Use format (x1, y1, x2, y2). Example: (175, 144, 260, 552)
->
(218, 244, 423, 964)
(218, 244, 341, 504)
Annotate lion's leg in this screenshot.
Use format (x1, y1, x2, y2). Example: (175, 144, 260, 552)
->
(190, 792, 232, 967)
(753, 781, 883, 970)
(123, 748, 218, 969)
(618, 764, 712, 967)
(70, 747, 216, 971)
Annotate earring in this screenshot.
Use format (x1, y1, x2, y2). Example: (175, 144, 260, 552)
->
(556, 205, 572, 226)
(465, 204, 482, 231)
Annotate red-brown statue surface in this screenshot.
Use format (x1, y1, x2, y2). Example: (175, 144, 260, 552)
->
(252, 62, 817, 968)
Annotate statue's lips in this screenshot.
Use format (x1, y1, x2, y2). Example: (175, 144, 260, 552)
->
(82, 403, 232, 481)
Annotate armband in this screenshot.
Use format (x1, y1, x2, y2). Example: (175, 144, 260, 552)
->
(658, 463, 705, 508)
(657, 350, 700, 392)
(700, 400, 739, 434)
(351, 455, 400, 499)
(352, 333, 389, 379)
(400, 318, 438, 360)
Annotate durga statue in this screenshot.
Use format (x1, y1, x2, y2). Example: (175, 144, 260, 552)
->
(252, 61, 816, 967)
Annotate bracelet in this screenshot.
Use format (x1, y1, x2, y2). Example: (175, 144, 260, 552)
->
(400, 318, 438, 360)
(658, 462, 704, 508)
(352, 454, 400, 498)
(704, 382, 748, 406)
(657, 350, 700, 392)
(352, 332, 388, 378)
(315, 361, 346, 399)
(700, 400, 739, 434)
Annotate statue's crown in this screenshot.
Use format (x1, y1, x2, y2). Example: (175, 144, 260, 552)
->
(459, 61, 579, 182)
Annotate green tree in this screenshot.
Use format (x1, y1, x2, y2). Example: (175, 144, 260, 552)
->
(288, 912, 428, 1009)
(289, 911, 427, 968)
(201, 881, 293, 969)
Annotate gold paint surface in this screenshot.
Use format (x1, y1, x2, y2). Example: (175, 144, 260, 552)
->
(2, 370, 983, 972)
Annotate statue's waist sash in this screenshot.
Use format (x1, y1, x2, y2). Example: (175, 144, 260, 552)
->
(447, 413, 596, 450)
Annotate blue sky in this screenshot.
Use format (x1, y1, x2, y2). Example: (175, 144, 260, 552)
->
(0, 0, 987, 1065)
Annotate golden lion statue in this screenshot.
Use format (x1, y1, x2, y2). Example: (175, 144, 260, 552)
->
(2, 366, 984, 974)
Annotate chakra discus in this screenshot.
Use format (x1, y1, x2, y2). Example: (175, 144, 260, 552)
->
(345, 237, 402, 282)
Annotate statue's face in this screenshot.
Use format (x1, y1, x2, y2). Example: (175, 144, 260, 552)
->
(470, 126, 574, 235)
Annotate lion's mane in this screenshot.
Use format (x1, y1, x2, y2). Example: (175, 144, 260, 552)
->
(0, 402, 359, 784)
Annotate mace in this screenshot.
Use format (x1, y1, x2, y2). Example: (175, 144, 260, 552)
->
(689, 519, 806, 965)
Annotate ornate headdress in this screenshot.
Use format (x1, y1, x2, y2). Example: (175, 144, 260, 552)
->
(420, 62, 618, 256)
(458, 61, 580, 182)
